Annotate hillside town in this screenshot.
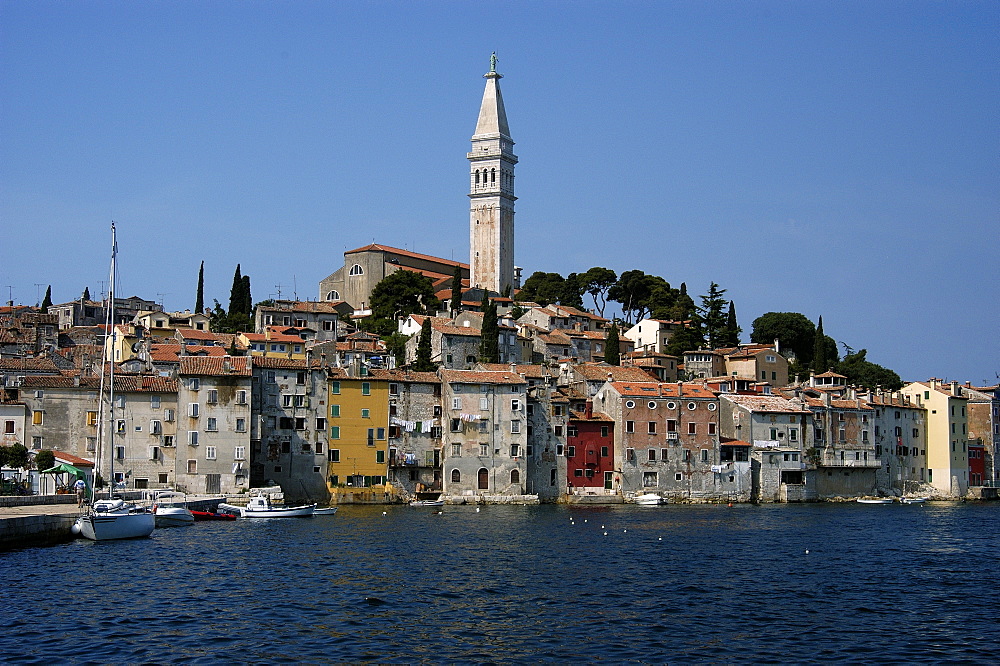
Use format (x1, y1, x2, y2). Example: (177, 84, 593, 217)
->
(2, 57, 996, 506)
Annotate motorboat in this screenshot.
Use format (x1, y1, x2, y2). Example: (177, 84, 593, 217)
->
(899, 497, 929, 504)
(409, 498, 445, 507)
(857, 497, 894, 504)
(218, 494, 316, 518)
(73, 498, 156, 540)
(151, 491, 194, 527)
(191, 509, 237, 521)
(314, 507, 339, 515)
(634, 493, 664, 505)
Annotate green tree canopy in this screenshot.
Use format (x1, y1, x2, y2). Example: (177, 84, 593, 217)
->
(836, 349, 903, 390)
(608, 270, 655, 324)
(40, 286, 52, 313)
(450, 265, 463, 315)
(604, 323, 621, 366)
(384, 332, 410, 368)
(3, 443, 30, 471)
(581, 267, 617, 317)
(369, 270, 441, 321)
(663, 323, 706, 359)
(515, 271, 567, 307)
(34, 449, 55, 473)
(750, 312, 816, 364)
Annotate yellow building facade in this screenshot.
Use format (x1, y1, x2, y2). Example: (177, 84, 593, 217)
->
(901, 380, 969, 497)
(326, 369, 390, 488)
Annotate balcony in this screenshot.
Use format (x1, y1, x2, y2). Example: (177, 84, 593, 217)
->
(819, 451, 881, 468)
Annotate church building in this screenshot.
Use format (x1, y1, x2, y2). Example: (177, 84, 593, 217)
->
(319, 56, 518, 312)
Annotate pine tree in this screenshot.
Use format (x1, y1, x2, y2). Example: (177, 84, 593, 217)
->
(450, 265, 463, 315)
(195, 261, 204, 314)
(813, 315, 828, 373)
(413, 318, 436, 371)
(40, 286, 52, 313)
(698, 282, 728, 349)
(604, 323, 621, 366)
(479, 294, 499, 363)
(228, 265, 243, 315)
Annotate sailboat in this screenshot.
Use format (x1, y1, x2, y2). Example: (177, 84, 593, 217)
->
(73, 223, 155, 540)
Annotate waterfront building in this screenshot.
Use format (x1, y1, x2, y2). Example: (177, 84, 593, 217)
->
(385, 370, 443, 497)
(597, 381, 729, 501)
(861, 389, 929, 495)
(250, 357, 329, 501)
(901, 380, 970, 498)
(963, 383, 999, 484)
(565, 400, 616, 498)
(176, 356, 252, 495)
(439, 369, 528, 498)
(325, 367, 390, 491)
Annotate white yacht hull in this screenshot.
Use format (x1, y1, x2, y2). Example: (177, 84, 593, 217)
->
(154, 508, 195, 527)
(76, 511, 155, 540)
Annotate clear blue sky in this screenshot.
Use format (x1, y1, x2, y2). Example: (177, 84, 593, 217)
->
(2, 1, 997, 384)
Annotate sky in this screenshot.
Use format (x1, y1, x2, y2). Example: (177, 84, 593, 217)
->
(1, 1, 997, 384)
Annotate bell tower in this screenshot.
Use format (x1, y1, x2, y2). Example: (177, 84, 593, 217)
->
(469, 53, 517, 294)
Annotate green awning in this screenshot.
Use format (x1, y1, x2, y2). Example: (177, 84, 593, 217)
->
(40, 463, 86, 478)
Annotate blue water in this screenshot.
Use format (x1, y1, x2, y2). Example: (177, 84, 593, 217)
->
(1, 502, 997, 663)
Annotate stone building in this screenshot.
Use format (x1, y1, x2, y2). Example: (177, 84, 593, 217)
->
(176, 356, 252, 496)
(597, 381, 731, 501)
(963, 383, 999, 485)
(385, 370, 443, 498)
(901, 379, 970, 498)
(250, 357, 329, 502)
(255, 300, 346, 344)
(439, 369, 528, 500)
(862, 389, 929, 495)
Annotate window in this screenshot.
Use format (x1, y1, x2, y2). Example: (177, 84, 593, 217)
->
(688, 422, 697, 434)
(625, 401, 635, 409)
(450, 418, 462, 432)
(190, 378, 200, 390)
(188, 403, 200, 418)
(648, 421, 657, 434)
(567, 446, 577, 458)
(151, 395, 161, 408)
(236, 418, 246, 433)
(511, 399, 520, 412)
(207, 389, 218, 404)
(451, 469, 461, 483)
(236, 390, 247, 405)
(329, 425, 340, 439)
(349, 264, 364, 276)
(567, 425, 578, 437)
(188, 431, 199, 446)
(150, 420, 162, 435)
(86, 411, 98, 426)
(295, 418, 306, 430)
(362, 382, 371, 396)
(601, 445, 609, 457)
(376, 450, 385, 464)
(187, 460, 197, 474)
(331, 381, 341, 394)
(788, 427, 796, 441)
(361, 408, 370, 419)
(207, 417, 218, 432)
(667, 420, 677, 432)
(4, 420, 14, 434)
(642, 472, 657, 487)
(511, 470, 520, 485)
(511, 420, 521, 434)
(204, 446, 217, 460)
(626, 448, 635, 462)
(367, 428, 375, 446)
(511, 444, 520, 457)
(376, 427, 386, 440)
(648, 449, 657, 461)
(452, 397, 462, 410)
(701, 449, 709, 463)
(32, 410, 43, 425)
(625, 420, 635, 433)
(87, 437, 97, 452)
(554, 425, 562, 436)
(31, 436, 43, 450)
(480, 443, 489, 457)
(328, 448, 341, 463)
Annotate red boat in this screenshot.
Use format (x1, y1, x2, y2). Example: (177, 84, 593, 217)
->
(191, 510, 237, 521)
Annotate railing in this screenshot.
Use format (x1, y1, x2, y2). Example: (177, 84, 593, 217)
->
(819, 453, 881, 468)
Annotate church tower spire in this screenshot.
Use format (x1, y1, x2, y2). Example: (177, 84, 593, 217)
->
(469, 52, 517, 295)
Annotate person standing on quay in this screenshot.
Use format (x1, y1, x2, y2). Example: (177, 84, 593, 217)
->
(74, 478, 87, 507)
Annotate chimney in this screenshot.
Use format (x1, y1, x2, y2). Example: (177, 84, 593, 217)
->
(509, 361, 517, 374)
(950, 381, 961, 396)
(774, 338, 780, 354)
(809, 370, 816, 387)
(585, 400, 593, 419)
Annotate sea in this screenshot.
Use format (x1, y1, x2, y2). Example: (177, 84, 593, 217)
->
(1, 502, 997, 664)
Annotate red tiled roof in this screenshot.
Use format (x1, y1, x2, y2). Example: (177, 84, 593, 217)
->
(0, 358, 62, 372)
(477, 363, 552, 379)
(179, 356, 251, 377)
(439, 369, 526, 385)
(111, 375, 178, 392)
(52, 451, 95, 467)
(19, 375, 102, 389)
(569, 410, 615, 422)
(574, 364, 659, 383)
(345, 243, 469, 269)
(149, 344, 227, 362)
(175, 328, 220, 341)
(608, 381, 717, 399)
(720, 394, 810, 414)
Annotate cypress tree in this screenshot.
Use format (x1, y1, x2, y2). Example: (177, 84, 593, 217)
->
(228, 264, 243, 315)
(82, 287, 91, 301)
(195, 261, 204, 314)
(413, 318, 436, 371)
(722, 300, 741, 346)
(40, 286, 52, 313)
(604, 323, 621, 366)
(479, 294, 499, 363)
(813, 315, 828, 373)
(450, 265, 463, 315)
(241, 275, 252, 315)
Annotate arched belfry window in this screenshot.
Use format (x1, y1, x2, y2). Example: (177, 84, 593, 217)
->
(349, 264, 364, 276)
(326, 290, 340, 301)
(491, 168, 496, 184)
(475, 170, 480, 185)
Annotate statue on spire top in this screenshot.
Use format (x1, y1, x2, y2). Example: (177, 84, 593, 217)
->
(490, 52, 497, 73)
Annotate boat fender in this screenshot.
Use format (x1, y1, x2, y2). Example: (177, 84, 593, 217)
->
(71, 521, 81, 535)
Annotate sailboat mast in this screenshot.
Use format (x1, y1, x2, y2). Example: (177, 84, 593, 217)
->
(95, 223, 118, 496)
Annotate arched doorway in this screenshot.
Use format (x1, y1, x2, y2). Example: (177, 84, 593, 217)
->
(477, 468, 489, 490)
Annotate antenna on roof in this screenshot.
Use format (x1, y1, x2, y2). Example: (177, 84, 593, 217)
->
(293, 276, 298, 301)
(274, 284, 286, 300)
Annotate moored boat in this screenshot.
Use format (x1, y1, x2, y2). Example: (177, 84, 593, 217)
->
(314, 507, 339, 515)
(191, 509, 238, 521)
(634, 493, 664, 505)
(152, 491, 195, 527)
(857, 497, 894, 504)
(218, 493, 316, 518)
(73, 498, 156, 540)
(899, 497, 928, 504)
(409, 498, 445, 507)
